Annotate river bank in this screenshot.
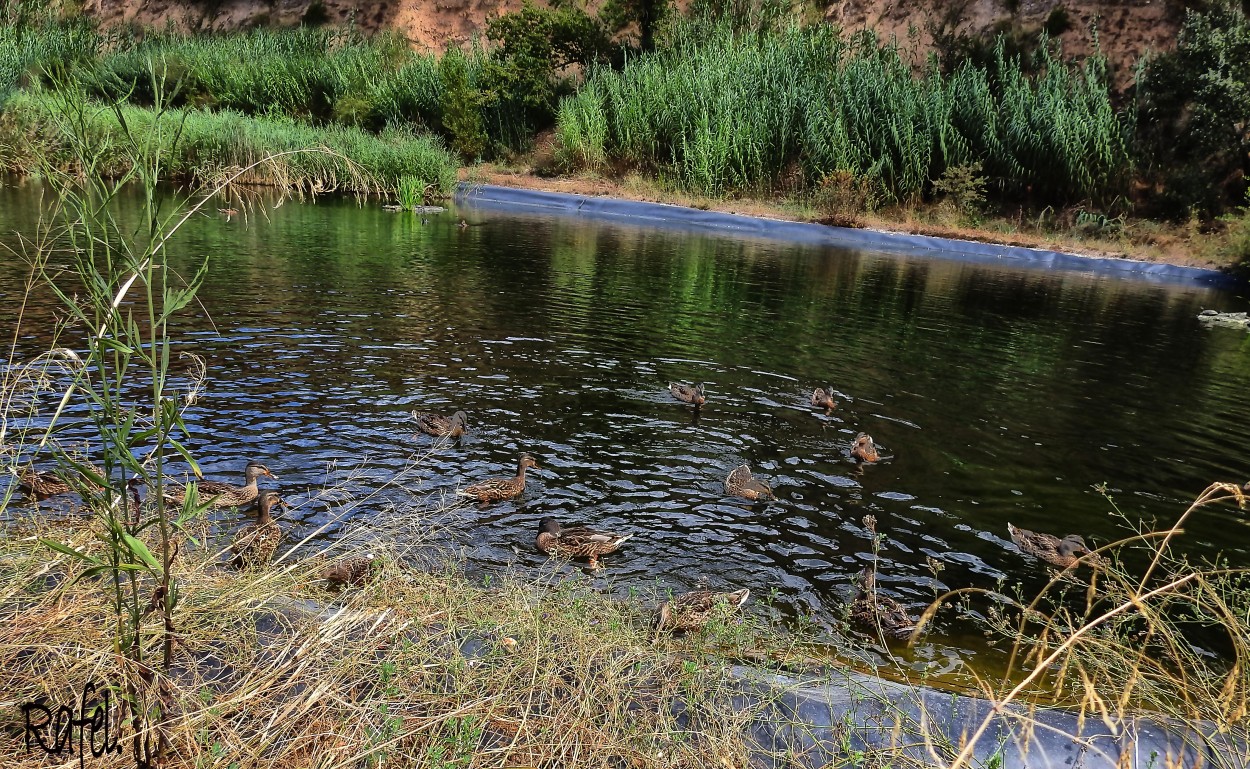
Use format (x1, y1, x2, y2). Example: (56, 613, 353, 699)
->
(461, 163, 1244, 274)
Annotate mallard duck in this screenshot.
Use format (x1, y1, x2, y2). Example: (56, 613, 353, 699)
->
(654, 588, 750, 633)
(458, 454, 539, 503)
(535, 517, 631, 569)
(412, 410, 468, 438)
(163, 461, 276, 509)
(725, 464, 775, 501)
(851, 433, 880, 463)
(812, 388, 837, 411)
(18, 463, 105, 500)
(320, 554, 377, 587)
(669, 382, 706, 407)
(1008, 523, 1102, 569)
(850, 568, 916, 640)
(230, 491, 285, 569)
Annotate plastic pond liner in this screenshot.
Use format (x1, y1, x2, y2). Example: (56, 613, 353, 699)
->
(456, 184, 1237, 289)
(453, 184, 1248, 767)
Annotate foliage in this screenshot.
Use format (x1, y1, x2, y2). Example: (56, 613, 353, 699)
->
(1, 90, 460, 195)
(487, 0, 610, 102)
(438, 48, 489, 161)
(0, 11, 99, 98)
(932, 161, 987, 219)
(13, 72, 216, 766)
(600, 0, 672, 51)
(556, 20, 1131, 204)
(1135, 0, 1250, 216)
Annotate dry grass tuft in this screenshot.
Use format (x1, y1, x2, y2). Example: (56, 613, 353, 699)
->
(0, 490, 805, 769)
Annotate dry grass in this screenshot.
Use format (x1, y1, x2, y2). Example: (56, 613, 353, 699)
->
(921, 482, 1250, 769)
(0, 476, 812, 769)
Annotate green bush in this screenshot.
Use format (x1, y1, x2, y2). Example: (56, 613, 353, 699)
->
(1135, 1, 1250, 216)
(438, 48, 488, 160)
(484, 0, 611, 133)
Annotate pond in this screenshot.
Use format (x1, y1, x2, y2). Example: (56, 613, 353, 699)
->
(3, 183, 1249, 682)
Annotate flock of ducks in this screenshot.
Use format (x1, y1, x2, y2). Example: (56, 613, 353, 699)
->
(16, 380, 1104, 639)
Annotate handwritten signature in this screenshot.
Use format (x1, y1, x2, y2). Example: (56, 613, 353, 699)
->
(22, 680, 124, 769)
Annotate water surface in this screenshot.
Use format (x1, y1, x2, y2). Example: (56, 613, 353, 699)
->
(3, 184, 1249, 679)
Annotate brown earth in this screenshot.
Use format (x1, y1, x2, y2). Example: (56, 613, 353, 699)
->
(84, 0, 1184, 83)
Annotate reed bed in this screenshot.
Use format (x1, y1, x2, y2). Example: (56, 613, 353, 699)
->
(84, 28, 438, 129)
(0, 90, 459, 195)
(557, 21, 1132, 204)
(0, 17, 100, 98)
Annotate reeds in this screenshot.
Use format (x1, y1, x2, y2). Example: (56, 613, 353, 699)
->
(0, 90, 459, 196)
(921, 481, 1250, 769)
(557, 20, 1131, 205)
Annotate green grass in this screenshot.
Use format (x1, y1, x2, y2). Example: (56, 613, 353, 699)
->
(0, 90, 459, 195)
(556, 21, 1132, 205)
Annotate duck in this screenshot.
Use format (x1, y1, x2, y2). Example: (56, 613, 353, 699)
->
(535, 517, 631, 569)
(230, 491, 286, 569)
(320, 554, 377, 587)
(811, 388, 837, 411)
(669, 382, 706, 407)
(849, 568, 916, 640)
(412, 410, 468, 438)
(1008, 523, 1102, 569)
(654, 587, 750, 633)
(458, 454, 539, 503)
(851, 433, 880, 463)
(17, 463, 105, 500)
(163, 461, 276, 509)
(725, 463, 775, 502)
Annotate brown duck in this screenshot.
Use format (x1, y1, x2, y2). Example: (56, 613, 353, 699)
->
(811, 388, 837, 411)
(536, 517, 631, 569)
(725, 464, 775, 501)
(851, 433, 880, 463)
(669, 382, 706, 407)
(230, 491, 286, 569)
(850, 568, 916, 640)
(654, 587, 750, 633)
(320, 555, 377, 587)
(1008, 523, 1102, 569)
(18, 463, 105, 500)
(164, 461, 276, 509)
(459, 454, 539, 503)
(412, 410, 468, 438)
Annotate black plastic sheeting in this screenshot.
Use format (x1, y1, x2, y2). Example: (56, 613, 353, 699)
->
(730, 666, 1248, 769)
(457, 184, 1237, 288)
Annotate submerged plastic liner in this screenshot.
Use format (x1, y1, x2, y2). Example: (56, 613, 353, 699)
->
(246, 597, 1247, 769)
(457, 184, 1234, 288)
(728, 666, 1247, 769)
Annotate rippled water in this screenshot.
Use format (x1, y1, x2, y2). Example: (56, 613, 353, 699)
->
(3, 184, 1250, 678)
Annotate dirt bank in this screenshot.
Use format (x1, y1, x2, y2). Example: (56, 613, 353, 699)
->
(84, 0, 1183, 86)
(462, 165, 1226, 271)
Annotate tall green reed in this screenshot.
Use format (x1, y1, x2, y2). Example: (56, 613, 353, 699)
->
(19, 71, 217, 765)
(557, 20, 1132, 206)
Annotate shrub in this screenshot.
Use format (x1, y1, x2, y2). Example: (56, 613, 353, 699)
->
(1135, 1, 1250, 216)
(438, 48, 488, 160)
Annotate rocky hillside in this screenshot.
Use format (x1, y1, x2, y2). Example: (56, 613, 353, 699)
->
(83, 0, 1182, 83)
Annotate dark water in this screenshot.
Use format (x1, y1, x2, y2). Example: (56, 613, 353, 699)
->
(3, 183, 1250, 680)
